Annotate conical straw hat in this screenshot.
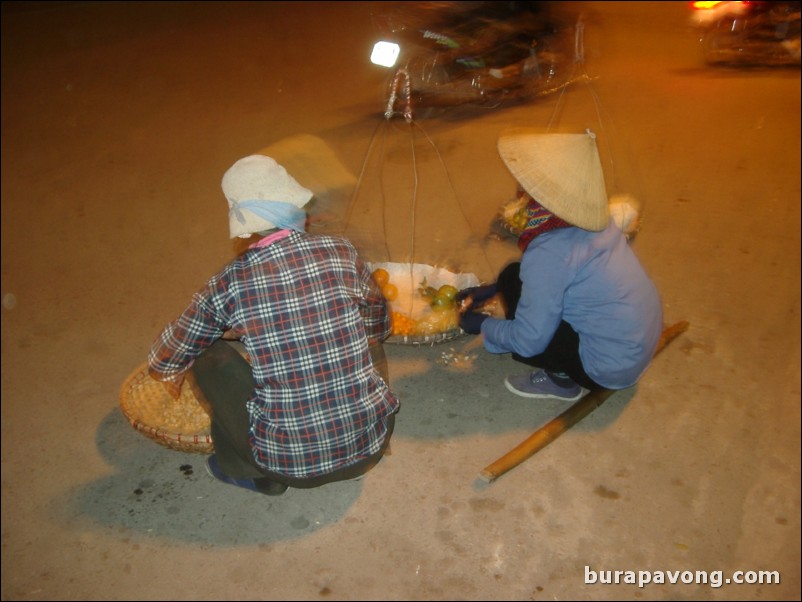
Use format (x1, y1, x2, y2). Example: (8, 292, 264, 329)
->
(498, 128, 609, 231)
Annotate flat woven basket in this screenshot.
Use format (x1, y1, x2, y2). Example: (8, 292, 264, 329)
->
(385, 328, 464, 345)
(119, 362, 214, 454)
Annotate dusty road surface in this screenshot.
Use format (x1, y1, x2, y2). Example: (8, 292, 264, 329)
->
(2, 2, 799, 600)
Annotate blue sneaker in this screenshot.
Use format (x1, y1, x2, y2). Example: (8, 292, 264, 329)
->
(504, 369, 584, 401)
(205, 454, 288, 496)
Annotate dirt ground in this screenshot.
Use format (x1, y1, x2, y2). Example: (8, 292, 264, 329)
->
(2, 2, 800, 601)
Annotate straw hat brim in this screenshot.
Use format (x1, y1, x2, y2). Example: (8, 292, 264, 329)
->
(498, 129, 609, 232)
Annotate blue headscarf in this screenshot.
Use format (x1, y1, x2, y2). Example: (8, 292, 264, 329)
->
(229, 199, 307, 232)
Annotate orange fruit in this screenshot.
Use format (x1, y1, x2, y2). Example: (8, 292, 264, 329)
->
(391, 311, 418, 336)
(372, 268, 389, 288)
(381, 283, 399, 301)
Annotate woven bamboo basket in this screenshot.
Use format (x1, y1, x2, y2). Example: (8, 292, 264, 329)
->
(386, 328, 464, 346)
(119, 362, 214, 454)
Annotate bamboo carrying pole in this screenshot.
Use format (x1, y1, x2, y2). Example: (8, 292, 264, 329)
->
(478, 320, 690, 483)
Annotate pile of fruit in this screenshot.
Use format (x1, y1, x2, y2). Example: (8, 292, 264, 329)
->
(372, 267, 461, 337)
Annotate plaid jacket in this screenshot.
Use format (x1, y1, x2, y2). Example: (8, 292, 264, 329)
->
(149, 231, 399, 477)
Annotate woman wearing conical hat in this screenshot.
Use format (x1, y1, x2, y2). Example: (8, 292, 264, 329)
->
(458, 130, 663, 400)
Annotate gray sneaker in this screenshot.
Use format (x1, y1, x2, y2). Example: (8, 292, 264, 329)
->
(504, 369, 584, 401)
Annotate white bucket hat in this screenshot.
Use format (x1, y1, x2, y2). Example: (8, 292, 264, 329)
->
(498, 129, 609, 231)
(221, 154, 313, 238)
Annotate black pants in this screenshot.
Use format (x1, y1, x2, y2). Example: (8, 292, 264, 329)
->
(496, 262, 604, 391)
(188, 340, 394, 488)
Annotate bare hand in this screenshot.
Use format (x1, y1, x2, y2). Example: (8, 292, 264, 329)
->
(160, 380, 182, 400)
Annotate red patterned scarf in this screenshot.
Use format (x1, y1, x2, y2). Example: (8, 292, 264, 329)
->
(517, 197, 572, 252)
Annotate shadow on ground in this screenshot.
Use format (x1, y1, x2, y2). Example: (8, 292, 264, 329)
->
(55, 341, 635, 546)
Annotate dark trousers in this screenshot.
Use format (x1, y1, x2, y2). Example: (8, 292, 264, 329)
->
(496, 262, 603, 391)
(188, 340, 394, 487)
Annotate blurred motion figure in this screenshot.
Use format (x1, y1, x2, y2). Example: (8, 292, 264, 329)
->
(690, 0, 801, 66)
(370, 0, 581, 119)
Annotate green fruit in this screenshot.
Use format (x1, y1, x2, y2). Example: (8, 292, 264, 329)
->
(431, 294, 455, 311)
(437, 285, 458, 301)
